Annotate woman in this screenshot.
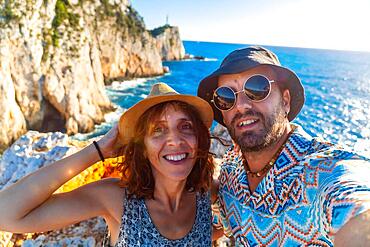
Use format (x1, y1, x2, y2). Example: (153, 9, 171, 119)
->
(0, 83, 215, 246)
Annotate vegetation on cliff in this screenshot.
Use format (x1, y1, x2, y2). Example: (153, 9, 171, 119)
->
(150, 24, 173, 37)
(15, 0, 148, 62)
(0, 0, 20, 28)
(51, 0, 80, 47)
(98, 1, 145, 36)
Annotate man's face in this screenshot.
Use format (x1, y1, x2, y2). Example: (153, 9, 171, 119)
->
(218, 66, 291, 152)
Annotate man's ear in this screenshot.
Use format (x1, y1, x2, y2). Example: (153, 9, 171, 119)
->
(282, 89, 291, 115)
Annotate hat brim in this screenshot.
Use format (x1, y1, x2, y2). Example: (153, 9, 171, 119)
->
(118, 94, 214, 144)
(198, 64, 304, 126)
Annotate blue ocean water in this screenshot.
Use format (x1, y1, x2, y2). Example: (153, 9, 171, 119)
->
(74, 41, 370, 157)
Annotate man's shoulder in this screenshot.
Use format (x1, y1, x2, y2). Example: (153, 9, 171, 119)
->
(295, 125, 369, 166)
(303, 139, 369, 168)
(302, 141, 370, 188)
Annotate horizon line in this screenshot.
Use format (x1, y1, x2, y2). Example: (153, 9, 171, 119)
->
(182, 39, 370, 54)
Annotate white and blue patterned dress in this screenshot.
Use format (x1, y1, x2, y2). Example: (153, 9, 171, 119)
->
(104, 190, 212, 246)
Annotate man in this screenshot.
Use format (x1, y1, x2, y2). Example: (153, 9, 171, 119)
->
(198, 46, 370, 246)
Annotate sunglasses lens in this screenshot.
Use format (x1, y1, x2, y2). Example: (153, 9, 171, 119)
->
(213, 87, 235, 110)
(244, 75, 271, 101)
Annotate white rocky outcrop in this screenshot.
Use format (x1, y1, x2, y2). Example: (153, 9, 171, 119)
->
(81, 2, 164, 80)
(211, 124, 233, 158)
(21, 217, 107, 247)
(0, 38, 27, 151)
(151, 25, 185, 61)
(0, 1, 185, 151)
(0, 131, 106, 246)
(0, 131, 72, 189)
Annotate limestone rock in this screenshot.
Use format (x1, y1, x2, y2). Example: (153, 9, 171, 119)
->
(0, 131, 107, 246)
(82, 2, 164, 81)
(0, 0, 187, 149)
(0, 35, 27, 152)
(0, 0, 187, 152)
(151, 25, 185, 61)
(210, 124, 232, 158)
(0, 0, 183, 148)
(0, 0, 114, 143)
(20, 217, 106, 247)
(0, 131, 72, 189)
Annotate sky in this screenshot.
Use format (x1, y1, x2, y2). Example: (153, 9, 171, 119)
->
(131, 0, 370, 52)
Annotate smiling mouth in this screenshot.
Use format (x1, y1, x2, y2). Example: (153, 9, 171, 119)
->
(163, 153, 188, 161)
(238, 119, 258, 127)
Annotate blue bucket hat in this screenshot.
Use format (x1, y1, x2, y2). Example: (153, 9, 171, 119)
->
(197, 46, 305, 126)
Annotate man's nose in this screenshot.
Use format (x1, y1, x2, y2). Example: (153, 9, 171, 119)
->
(234, 91, 253, 112)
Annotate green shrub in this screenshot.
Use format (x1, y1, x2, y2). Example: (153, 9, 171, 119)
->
(150, 24, 172, 37)
(113, 6, 143, 37)
(52, 0, 68, 28)
(51, 0, 80, 47)
(0, 0, 20, 27)
(100, 0, 115, 17)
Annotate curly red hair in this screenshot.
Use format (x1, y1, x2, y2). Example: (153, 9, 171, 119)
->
(117, 101, 214, 199)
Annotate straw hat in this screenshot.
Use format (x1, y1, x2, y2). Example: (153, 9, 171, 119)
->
(118, 83, 214, 144)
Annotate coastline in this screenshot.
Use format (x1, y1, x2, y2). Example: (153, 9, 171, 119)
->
(0, 0, 187, 151)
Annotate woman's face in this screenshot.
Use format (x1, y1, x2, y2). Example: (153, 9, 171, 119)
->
(144, 105, 198, 182)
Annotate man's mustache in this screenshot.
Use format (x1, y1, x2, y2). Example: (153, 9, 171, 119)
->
(230, 110, 264, 127)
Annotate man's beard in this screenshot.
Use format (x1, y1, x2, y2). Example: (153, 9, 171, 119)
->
(226, 100, 287, 153)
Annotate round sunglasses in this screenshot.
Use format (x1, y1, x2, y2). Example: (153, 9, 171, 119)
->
(212, 74, 275, 111)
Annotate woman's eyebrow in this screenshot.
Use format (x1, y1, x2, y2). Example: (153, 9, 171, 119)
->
(152, 117, 191, 124)
(178, 118, 191, 121)
(152, 120, 164, 124)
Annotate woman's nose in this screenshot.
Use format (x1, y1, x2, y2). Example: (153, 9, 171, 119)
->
(166, 129, 184, 146)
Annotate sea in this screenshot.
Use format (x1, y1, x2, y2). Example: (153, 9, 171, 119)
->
(74, 41, 370, 158)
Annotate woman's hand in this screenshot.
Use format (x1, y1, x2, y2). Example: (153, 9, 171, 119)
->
(96, 124, 123, 159)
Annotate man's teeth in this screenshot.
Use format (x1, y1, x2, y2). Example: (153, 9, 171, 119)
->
(238, 119, 257, 127)
(164, 153, 187, 161)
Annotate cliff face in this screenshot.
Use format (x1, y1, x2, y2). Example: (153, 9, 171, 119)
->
(82, 2, 164, 79)
(0, 0, 183, 151)
(0, 42, 27, 151)
(151, 25, 185, 61)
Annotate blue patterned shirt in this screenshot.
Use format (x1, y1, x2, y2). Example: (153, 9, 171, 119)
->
(213, 125, 370, 246)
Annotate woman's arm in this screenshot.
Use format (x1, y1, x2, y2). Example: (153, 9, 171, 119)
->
(0, 125, 122, 233)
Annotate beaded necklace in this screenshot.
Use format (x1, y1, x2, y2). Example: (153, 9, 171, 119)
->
(243, 128, 294, 178)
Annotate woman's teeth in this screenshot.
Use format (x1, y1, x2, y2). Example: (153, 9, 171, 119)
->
(164, 153, 187, 161)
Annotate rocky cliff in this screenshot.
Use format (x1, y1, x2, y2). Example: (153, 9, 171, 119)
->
(0, 0, 184, 152)
(151, 24, 185, 61)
